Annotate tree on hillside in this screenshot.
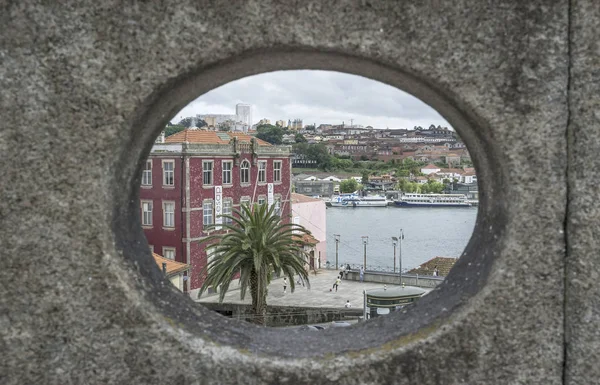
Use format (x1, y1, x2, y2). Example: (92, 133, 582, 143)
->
(339, 179, 359, 193)
(256, 124, 284, 144)
(178, 117, 207, 128)
(293, 143, 332, 170)
(218, 121, 233, 132)
(294, 133, 307, 143)
(361, 170, 370, 185)
(198, 204, 312, 326)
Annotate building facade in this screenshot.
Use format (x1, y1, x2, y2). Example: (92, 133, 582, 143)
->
(290, 193, 327, 269)
(235, 103, 252, 127)
(140, 130, 292, 297)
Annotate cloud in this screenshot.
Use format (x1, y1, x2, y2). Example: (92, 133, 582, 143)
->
(173, 70, 451, 129)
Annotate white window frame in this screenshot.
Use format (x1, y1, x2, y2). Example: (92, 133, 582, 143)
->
(273, 160, 282, 183)
(222, 160, 233, 185)
(203, 160, 214, 186)
(162, 247, 176, 260)
(257, 160, 267, 183)
(141, 200, 153, 226)
(163, 201, 175, 228)
(148, 244, 154, 253)
(240, 196, 251, 217)
(274, 195, 282, 216)
(162, 160, 175, 187)
(203, 200, 214, 226)
(257, 195, 266, 206)
(222, 198, 233, 224)
(240, 160, 250, 185)
(142, 160, 152, 186)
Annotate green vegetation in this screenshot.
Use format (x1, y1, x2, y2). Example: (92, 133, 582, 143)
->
(198, 204, 312, 326)
(396, 179, 445, 193)
(339, 178, 359, 193)
(255, 124, 285, 144)
(164, 124, 186, 137)
(177, 117, 207, 128)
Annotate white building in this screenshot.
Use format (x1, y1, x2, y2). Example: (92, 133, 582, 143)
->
(236, 103, 252, 127)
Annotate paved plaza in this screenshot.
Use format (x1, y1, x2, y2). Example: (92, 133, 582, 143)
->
(196, 269, 431, 309)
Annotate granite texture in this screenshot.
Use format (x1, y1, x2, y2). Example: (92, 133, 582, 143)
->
(565, 0, 600, 384)
(0, 1, 575, 384)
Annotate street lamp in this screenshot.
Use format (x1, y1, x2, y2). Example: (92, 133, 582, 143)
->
(361, 236, 369, 269)
(334, 234, 340, 270)
(391, 237, 398, 273)
(399, 229, 404, 285)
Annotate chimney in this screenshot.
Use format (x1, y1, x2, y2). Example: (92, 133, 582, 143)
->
(162, 262, 167, 276)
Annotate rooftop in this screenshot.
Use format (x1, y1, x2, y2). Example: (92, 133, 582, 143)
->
(407, 256, 458, 277)
(290, 193, 322, 204)
(153, 253, 190, 277)
(165, 129, 271, 146)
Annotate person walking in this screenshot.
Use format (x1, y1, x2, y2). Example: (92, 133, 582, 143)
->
(283, 277, 288, 294)
(332, 277, 341, 292)
(359, 266, 364, 283)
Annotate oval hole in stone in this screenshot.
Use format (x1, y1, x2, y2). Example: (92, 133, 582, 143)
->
(116, 51, 503, 358)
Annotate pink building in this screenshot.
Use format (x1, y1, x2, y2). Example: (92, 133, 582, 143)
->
(140, 130, 292, 297)
(290, 193, 327, 269)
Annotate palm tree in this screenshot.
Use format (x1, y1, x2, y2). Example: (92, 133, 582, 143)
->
(198, 203, 312, 326)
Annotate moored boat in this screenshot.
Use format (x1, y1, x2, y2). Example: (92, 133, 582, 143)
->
(394, 193, 472, 207)
(330, 193, 388, 207)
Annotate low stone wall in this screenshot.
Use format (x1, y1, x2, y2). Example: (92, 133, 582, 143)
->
(201, 303, 362, 327)
(345, 271, 443, 288)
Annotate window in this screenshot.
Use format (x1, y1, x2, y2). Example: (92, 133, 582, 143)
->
(274, 196, 282, 216)
(163, 160, 174, 186)
(240, 160, 250, 184)
(142, 160, 152, 186)
(258, 196, 266, 206)
(203, 200, 214, 226)
(163, 247, 175, 260)
(222, 161, 232, 185)
(240, 197, 251, 217)
(148, 245, 154, 253)
(141, 200, 153, 226)
(223, 198, 233, 224)
(273, 160, 282, 182)
(163, 201, 175, 227)
(203, 161, 213, 186)
(258, 161, 267, 183)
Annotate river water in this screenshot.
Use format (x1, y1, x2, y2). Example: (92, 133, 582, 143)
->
(325, 206, 478, 271)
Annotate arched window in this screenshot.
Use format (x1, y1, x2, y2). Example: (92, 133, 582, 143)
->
(240, 160, 250, 184)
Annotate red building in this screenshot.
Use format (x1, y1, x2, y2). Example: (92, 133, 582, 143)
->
(139, 130, 292, 297)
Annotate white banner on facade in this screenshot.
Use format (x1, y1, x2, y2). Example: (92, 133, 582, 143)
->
(267, 183, 274, 208)
(214, 186, 223, 230)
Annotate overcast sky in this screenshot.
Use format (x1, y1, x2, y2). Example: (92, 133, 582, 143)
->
(173, 70, 452, 130)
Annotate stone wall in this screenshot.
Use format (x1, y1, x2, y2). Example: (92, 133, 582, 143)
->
(201, 303, 362, 327)
(2, 1, 598, 384)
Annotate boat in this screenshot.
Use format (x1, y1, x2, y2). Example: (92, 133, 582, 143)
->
(394, 193, 472, 207)
(330, 193, 388, 207)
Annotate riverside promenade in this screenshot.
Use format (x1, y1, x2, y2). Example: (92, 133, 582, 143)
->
(196, 269, 432, 309)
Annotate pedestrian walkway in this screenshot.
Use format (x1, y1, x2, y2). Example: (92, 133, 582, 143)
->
(196, 269, 431, 309)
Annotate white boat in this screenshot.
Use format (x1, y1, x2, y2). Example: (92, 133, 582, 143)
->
(330, 193, 388, 207)
(394, 193, 472, 207)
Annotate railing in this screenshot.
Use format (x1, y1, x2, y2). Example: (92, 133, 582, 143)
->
(324, 262, 413, 275)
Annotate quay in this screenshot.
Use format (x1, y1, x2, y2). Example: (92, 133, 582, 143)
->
(197, 269, 433, 326)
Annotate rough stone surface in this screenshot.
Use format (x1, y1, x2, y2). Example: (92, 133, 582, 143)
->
(0, 1, 582, 384)
(566, 0, 600, 384)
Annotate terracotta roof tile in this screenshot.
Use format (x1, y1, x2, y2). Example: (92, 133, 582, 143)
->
(291, 192, 322, 203)
(153, 253, 190, 276)
(422, 164, 440, 169)
(407, 256, 457, 277)
(165, 129, 271, 146)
